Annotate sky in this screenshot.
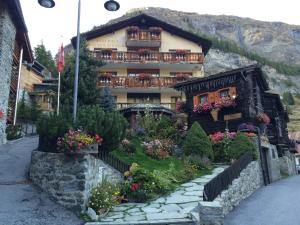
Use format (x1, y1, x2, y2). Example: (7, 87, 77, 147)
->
(21, 0, 300, 57)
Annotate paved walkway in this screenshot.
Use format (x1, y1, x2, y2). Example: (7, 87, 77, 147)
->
(224, 175, 300, 225)
(0, 137, 83, 225)
(87, 167, 226, 225)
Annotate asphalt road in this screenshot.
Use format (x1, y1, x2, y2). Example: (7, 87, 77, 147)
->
(224, 174, 300, 225)
(0, 136, 83, 225)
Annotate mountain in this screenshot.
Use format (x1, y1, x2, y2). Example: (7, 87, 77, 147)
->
(105, 7, 300, 130)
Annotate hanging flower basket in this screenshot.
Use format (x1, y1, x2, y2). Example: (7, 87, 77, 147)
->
(256, 112, 270, 125)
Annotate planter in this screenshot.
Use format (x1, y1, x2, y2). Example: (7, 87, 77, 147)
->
(210, 109, 219, 121)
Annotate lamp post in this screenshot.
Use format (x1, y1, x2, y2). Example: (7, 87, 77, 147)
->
(38, 0, 120, 123)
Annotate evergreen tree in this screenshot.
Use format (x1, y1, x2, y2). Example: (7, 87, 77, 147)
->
(282, 92, 295, 105)
(183, 122, 213, 159)
(99, 86, 116, 111)
(60, 39, 104, 110)
(34, 42, 56, 77)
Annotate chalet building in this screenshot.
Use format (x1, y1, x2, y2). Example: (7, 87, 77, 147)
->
(0, 0, 33, 144)
(173, 65, 292, 155)
(71, 13, 211, 112)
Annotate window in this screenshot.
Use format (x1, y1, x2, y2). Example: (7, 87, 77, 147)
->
(199, 94, 208, 104)
(220, 89, 229, 98)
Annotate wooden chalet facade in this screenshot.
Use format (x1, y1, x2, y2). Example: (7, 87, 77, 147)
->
(174, 65, 292, 155)
(71, 13, 211, 113)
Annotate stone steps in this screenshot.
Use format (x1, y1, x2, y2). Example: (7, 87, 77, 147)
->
(85, 218, 195, 225)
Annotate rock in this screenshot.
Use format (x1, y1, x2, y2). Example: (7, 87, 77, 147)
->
(87, 207, 98, 221)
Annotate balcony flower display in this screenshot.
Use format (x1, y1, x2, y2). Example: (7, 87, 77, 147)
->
(175, 73, 190, 81)
(193, 102, 213, 113)
(138, 48, 151, 54)
(138, 73, 152, 81)
(256, 112, 270, 125)
(214, 96, 236, 109)
(57, 129, 103, 154)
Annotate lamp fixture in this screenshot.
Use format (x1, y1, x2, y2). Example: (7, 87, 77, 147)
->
(104, 0, 120, 11)
(38, 0, 55, 8)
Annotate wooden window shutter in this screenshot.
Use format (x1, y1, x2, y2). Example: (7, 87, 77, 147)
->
(193, 95, 199, 106)
(208, 92, 215, 103)
(229, 87, 237, 97)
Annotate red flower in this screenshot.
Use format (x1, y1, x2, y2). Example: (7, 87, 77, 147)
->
(0, 109, 4, 119)
(130, 183, 140, 191)
(95, 134, 103, 144)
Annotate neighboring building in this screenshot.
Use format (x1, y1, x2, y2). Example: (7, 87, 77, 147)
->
(29, 79, 58, 113)
(71, 13, 211, 113)
(173, 65, 292, 153)
(0, 0, 33, 144)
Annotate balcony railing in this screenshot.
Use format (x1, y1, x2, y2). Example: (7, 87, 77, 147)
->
(98, 76, 189, 88)
(93, 51, 204, 64)
(116, 102, 177, 110)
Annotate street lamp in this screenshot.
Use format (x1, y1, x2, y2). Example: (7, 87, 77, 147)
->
(38, 0, 120, 123)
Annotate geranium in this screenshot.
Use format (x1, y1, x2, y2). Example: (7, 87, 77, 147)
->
(214, 96, 236, 110)
(130, 183, 140, 191)
(209, 131, 236, 142)
(193, 102, 212, 113)
(57, 129, 103, 153)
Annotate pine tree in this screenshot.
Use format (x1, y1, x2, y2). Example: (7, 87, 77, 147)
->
(60, 38, 104, 110)
(183, 122, 213, 159)
(99, 86, 116, 111)
(34, 42, 56, 77)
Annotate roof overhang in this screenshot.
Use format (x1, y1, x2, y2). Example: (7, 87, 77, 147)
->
(71, 13, 212, 55)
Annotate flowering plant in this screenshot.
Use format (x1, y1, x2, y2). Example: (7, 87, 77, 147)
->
(238, 123, 256, 132)
(138, 73, 152, 81)
(57, 129, 103, 153)
(214, 96, 236, 109)
(175, 73, 190, 80)
(142, 139, 170, 160)
(256, 112, 270, 125)
(175, 100, 186, 112)
(209, 131, 236, 143)
(138, 48, 151, 54)
(0, 109, 4, 120)
(121, 138, 136, 154)
(193, 102, 213, 113)
(88, 180, 120, 215)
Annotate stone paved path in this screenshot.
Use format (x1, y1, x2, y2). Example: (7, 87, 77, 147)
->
(0, 137, 83, 225)
(87, 167, 226, 225)
(224, 174, 300, 225)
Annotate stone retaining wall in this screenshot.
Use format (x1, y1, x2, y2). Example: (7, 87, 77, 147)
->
(0, 1, 17, 145)
(279, 152, 297, 176)
(199, 161, 263, 225)
(29, 150, 123, 212)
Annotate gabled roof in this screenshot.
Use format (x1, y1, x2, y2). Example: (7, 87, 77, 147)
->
(6, 0, 33, 62)
(173, 64, 269, 92)
(71, 13, 212, 55)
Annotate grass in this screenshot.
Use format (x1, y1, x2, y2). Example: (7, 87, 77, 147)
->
(111, 138, 212, 178)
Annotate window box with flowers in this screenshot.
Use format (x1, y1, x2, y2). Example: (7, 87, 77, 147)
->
(193, 102, 213, 113)
(57, 129, 103, 154)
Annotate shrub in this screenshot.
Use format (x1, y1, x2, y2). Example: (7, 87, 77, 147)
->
(183, 122, 213, 159)
(76, 105, 128, 151)
(87, 180, 120, 214)
(120, 139, 136, 154)
(186, 154, 212, 170)
(5, 124, 22, 140)
(37, 113, 72, 152)
(142, 139, 170, 160)
(227, 133, 257, 161)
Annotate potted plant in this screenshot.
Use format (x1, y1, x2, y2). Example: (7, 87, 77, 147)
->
(57, 129, 103, 154)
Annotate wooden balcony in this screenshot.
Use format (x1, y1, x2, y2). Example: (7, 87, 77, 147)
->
(98, 76, 188, 88)
(93, 51, 204, 64)
(126, 29, 161, 47)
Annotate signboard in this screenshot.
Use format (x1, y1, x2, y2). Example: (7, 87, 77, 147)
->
(224, 113, 242, 121)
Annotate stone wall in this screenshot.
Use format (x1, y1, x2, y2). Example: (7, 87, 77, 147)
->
(0, 1, 17, 145)
(199, 161, 263, 225)
(30, 150, 123, 212)
(279, 152, 297, 176)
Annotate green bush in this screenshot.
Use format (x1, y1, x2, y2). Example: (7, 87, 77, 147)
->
(36, 113, 72, 152)
(186, 154, 212, 170)
(76, 105, 128, 151)
(5, 124, 22, 140)
(87, 180, 120, 214)
(183, 122, 213, 159)
(212, 142, 227, 163)
(227, 133, 257, 160)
